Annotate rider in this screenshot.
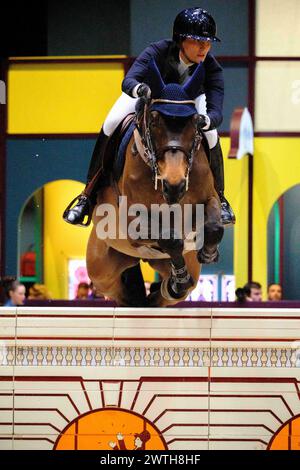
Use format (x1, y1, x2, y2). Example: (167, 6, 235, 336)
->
(63, 7, 235, 226)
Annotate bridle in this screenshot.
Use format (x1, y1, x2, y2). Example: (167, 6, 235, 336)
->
(135, 99, 202, 191)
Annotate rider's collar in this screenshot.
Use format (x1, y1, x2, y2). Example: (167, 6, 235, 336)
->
(179, 55, 193, 67)
(179, 51, 194, 69)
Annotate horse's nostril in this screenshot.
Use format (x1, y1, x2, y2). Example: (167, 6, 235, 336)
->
(162, 180, 186, 204)
(178, 179, 186, 192)
(163, 179, 186, 193)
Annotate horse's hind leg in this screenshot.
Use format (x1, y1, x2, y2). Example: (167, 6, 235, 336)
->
(120, 264, 147, 306)
(197, 196, 224, 264)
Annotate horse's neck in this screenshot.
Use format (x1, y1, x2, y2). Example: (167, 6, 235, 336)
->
(119, 131, 164, 206)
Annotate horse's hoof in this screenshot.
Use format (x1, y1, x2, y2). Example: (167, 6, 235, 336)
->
(166, 274, 194, 300)
(197, 248, 219, 264)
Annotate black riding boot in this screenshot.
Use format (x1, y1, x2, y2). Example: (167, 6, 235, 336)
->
(63, 129, 110, 226)
(210, 140, 236, 226)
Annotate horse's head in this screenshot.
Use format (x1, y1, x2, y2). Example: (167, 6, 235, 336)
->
(136, 59, 205, 204)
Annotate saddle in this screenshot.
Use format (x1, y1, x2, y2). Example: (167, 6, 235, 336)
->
(104, 113, 135, 182)
(113, 116, 136, 181)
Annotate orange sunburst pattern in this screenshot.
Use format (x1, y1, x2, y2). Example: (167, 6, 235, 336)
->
(54, 408, 167, 450)
(269, 415, 300, 450)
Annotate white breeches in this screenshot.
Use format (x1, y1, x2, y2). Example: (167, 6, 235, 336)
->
(103, 92, 218, 149)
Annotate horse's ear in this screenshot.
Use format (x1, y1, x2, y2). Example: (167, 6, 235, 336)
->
(183, 62, 205, 99)
(144, 59, 165, 97)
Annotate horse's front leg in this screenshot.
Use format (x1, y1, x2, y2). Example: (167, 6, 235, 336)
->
(158, 230, 194, 300)
(197, 196, 224, 264)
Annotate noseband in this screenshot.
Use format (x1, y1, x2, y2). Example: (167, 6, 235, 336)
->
(135, 99, 202, 191)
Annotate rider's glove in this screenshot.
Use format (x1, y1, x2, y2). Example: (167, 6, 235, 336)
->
(137, 83, 151, 100)
(197, 114, 210, 131)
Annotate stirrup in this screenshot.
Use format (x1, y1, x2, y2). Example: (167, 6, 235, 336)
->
(220, 203, 236, 227)
(218, 194, 236, 228)
(62, 194, 93, 227)
(222, 216, 236, 228)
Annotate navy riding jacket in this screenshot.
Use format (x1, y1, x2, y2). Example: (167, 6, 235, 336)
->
(122, 39, 224, 130)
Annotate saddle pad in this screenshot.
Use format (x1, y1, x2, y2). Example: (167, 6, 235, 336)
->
(114, 121, 136, 181)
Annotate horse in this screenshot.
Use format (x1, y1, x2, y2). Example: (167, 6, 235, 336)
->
(86, 60, 224, 307)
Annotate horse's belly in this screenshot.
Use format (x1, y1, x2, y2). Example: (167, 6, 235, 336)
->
(93, 189, 199, 259)
(105, 233, 198, 260)
(105, 238, 170, 259)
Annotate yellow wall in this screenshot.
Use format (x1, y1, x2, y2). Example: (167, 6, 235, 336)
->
(8, 61, 124, 133)
(44, 180, 92, 298)
(222, 138, 249, 289)
(252, 137, 300, 297)
(140, 261, 155, 283)
(222, 137, 300, 298)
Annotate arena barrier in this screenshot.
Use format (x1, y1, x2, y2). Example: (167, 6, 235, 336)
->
(0, 306, 300, 450)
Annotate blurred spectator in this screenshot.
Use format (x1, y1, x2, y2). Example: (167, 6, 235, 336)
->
(28, 283, 52, 300)
(76, 282, 90, 299)
(236, 281, 262, 302)
(235, 287, 247, 303)
(267, 283, 283, 301)
(1, 278, 26, 306)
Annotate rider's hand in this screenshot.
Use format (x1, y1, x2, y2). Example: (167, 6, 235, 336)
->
(137, 83, 151, 100)
(197, 114, 210, 131)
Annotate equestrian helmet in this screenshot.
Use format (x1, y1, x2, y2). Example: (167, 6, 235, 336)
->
(173, 7, 220, 43)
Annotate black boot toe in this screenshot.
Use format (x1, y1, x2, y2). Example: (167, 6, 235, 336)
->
(63, 195, 92, 226)
(220, 196, 236, 226)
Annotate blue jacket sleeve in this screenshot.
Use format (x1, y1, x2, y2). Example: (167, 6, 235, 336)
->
(122, 42, 164, 97)
(204, 54, 224, 129)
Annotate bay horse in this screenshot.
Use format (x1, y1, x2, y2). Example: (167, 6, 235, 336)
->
(86, 60, 224, 307)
